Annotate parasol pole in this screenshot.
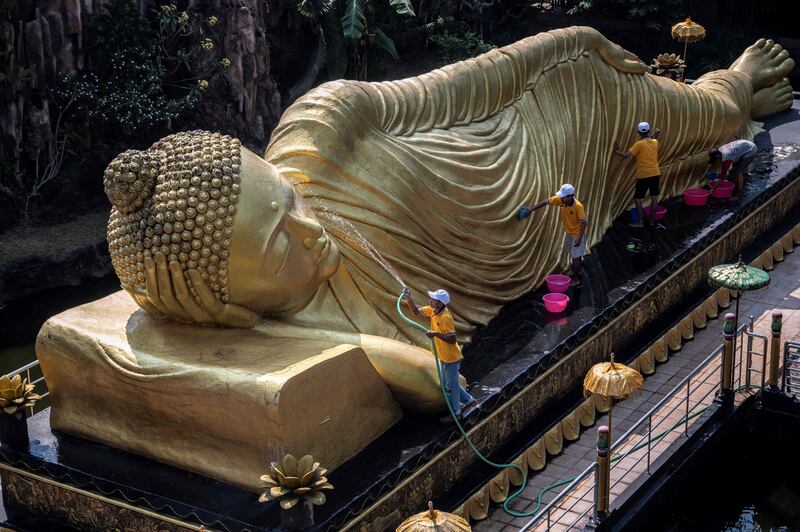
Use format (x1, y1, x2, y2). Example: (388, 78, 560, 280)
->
(683, 39, 689, 63)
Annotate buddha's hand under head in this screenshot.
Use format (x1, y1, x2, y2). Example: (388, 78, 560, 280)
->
(134, 252, 258, 328)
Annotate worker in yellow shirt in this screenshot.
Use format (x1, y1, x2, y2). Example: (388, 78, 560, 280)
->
(518, 183, 588, 286)
(613, 121, 662, 229)
(403, 287, 478, 422)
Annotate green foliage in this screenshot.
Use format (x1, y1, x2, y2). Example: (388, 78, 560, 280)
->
(297, 0, 416, 79)
(570, 0, 690, 30)
(1, 0, 231, 222)
(373, 28, 398, 59)
(341, 0, 367, 41)
(425, 17, 495, 64)
(388, 0, 415, 17)
(61, 0, 224, 135)
(321, 9, 348, 78)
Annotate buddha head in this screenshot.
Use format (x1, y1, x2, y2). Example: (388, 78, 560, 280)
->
(104, 130, 341, 319)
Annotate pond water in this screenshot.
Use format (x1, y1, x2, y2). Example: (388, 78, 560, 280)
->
(0, 274, 120, 377)
(638, 406, 800, 531)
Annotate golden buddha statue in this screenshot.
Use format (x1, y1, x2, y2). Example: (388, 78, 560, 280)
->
(38, 27, 794, 491)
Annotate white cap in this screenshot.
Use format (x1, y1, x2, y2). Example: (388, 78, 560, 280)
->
(427, 289, 450, 305)
(557, 183, 575, 198)
(637, 121, 651, 133)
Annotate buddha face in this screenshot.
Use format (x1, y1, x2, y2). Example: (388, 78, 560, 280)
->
(227, 148, 341, 315)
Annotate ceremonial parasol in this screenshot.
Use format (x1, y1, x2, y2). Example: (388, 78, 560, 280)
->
(671, 17, 706, 63)
(396, 501, 472, 531)
(708, 256, 770, 336)
(583, 353, 644, 445)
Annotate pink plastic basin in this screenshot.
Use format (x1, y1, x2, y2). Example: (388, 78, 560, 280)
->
(545, 274, 571, 293)
(543, 293, 569, 313)
(642, 204, 667, 221)
(712, 180, 735, 199)
(684, 188, 710, 207)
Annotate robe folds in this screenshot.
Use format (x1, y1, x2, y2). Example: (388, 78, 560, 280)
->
(265, 26, 757, 345)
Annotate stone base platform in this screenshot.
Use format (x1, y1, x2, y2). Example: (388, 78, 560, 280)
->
(36, 293, 402, 493)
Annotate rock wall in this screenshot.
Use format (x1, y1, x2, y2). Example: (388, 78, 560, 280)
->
(1, 0, 284, 162)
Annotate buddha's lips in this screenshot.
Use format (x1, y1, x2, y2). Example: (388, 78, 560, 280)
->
(316, 237, 331, 263)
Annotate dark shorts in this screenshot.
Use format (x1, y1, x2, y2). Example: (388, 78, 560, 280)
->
(634, 175, 660, 199)
(732, 152, 756, 174)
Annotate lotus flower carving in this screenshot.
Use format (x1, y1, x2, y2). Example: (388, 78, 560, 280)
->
(258, 454, 334, 509)
(653, 53, 686, 69)
(0, 374, 41, 415)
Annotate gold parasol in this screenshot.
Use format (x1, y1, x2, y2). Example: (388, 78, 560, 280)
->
(583, 353, 644, 444)
(671, 17, 706, 63)
(396, 501, 472, 531)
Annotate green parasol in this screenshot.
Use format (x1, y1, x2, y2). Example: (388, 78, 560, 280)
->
(708, 256, 770, 346)
(708, 258, 770, 292)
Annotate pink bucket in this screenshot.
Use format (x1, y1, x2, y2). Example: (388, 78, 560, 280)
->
(712, 180, 735, 199)
(643, 204, 667, 221)
(545, 274, 571, 293)
(684, 188, 710, 206)
(543, 293, 569, 313)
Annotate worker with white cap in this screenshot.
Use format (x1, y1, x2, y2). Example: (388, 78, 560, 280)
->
(613, 121, 662, 228)
(402, 287, 478, 422)
(518, 183, 588, 285)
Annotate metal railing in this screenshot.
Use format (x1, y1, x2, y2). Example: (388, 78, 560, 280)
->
(519, 323, 764, 531)
(744, 316, 768, 389)
(782, 340, 800, 398)
(7, 359, 49, 416)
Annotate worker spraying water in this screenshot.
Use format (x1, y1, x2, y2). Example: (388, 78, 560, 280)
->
(402, 287, 478, 423)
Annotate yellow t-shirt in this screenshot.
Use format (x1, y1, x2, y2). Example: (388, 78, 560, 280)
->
(629, 138, 660, 178)
(548, 196, 587, 238)
(421, 306, 463, 363)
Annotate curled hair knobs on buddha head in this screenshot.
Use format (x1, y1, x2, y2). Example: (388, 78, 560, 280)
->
(105, 130, 242, 306)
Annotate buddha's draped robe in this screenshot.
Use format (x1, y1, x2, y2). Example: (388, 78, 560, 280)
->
(265, 26, 759, 346)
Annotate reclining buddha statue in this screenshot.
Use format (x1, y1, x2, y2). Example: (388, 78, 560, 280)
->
(38, 26, 794, 490)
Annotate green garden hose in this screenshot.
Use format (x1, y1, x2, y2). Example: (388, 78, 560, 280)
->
(396, 294, 531, 516)
(395, 293, 759, 519)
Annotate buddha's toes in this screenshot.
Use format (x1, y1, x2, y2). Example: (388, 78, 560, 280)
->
(731, 38, 795, 91)
(752, 78, 794, 119)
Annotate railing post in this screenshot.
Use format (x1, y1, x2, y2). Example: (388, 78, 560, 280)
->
(594, 425, 610, 523)
(646, 415, 651, 473)
(685, 379, 690, 436)
(717, 313, 736, 404)
(745, 316, 754, 387)
(768, 311, 782, 390)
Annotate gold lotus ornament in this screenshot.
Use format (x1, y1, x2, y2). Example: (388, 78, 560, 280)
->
(652, 53, 687, 81)
(653, 53, 686, 70)
(396, 501, 471, 531)
(0, 374, 41, 415)
(258, 454, 334, 509)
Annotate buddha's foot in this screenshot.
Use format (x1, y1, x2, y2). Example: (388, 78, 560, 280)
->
(731, 38, 795, 91)
(752, 77, 794, 119)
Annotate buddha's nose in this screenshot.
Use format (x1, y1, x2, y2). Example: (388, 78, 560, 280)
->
(293, 215, 324, 248)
